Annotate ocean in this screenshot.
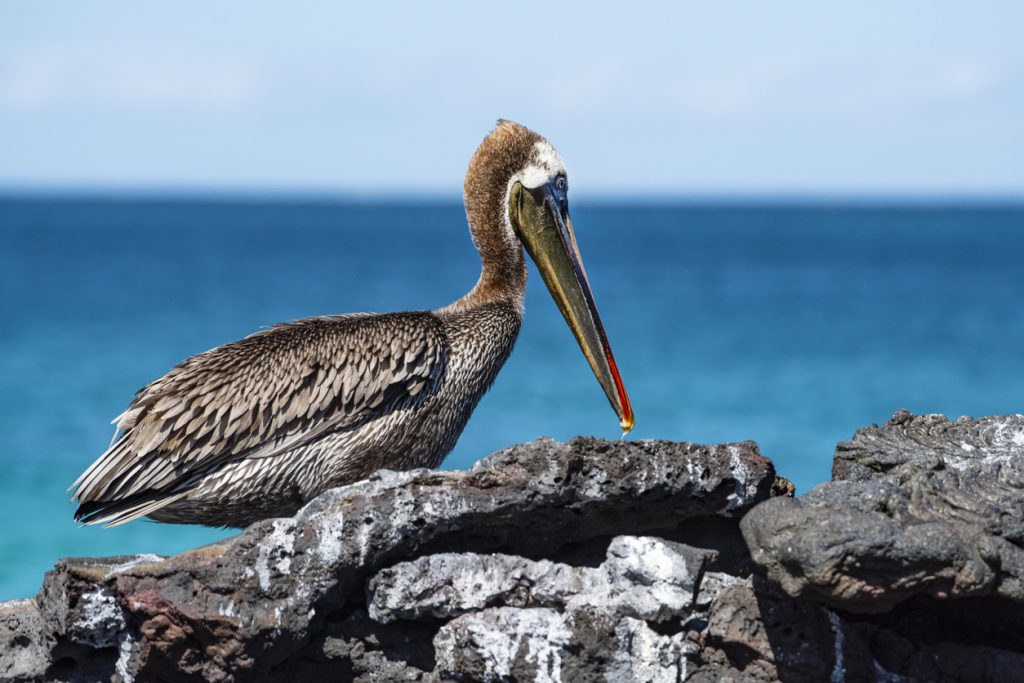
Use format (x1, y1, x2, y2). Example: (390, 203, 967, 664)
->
(1, 196, 1022, 600)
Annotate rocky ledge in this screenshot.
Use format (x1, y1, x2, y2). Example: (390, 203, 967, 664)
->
(2, 413, 1023, 682)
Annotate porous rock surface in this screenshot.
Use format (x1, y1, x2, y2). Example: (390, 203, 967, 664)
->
(4, 415, 1024, 682)
(742, 410, 1024, 612)
(0, 436, 783, 681)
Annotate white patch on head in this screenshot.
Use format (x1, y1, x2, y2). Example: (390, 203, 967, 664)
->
(519, 140, 567, 189)
(500, 140, 568, 242)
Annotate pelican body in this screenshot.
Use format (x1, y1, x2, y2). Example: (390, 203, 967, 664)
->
(71, 121, 633, 528)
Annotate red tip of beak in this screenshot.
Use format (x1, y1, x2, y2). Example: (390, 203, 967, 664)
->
(605, 351, 634, 433)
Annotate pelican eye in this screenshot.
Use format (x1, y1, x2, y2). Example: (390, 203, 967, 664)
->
(555, 176, 568, 193)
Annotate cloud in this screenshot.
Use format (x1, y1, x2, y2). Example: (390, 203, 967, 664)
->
(0, 43, 262, 111)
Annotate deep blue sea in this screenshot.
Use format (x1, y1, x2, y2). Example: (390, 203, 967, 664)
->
(2, 196, 1023, 600)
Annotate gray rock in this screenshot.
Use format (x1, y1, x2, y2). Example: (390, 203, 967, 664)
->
(434, 607, 572, 682)
(369, 553, 576, 623)
(65, 587, 126, 649)
(7, 420, 1021, 682)
(1, 435, 777, 681)
(832, 409, 1024, 482)
(373, 533, 781, 681)
(419, 554, 870, 682)
(366, 535, 716, 681)
(741, 410, 1024, 612)
(600, 536, 711, 621)
(304, 609, 440, 682)
(0, 600, 52, 682)
(605, 617, 692, 683)
(699, 575, 883, 682)
(368, 535, 711, 625)
(694, 573, 1024, 683)
(433, 605, 700, 683)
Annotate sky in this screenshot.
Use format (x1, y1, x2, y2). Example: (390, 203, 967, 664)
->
(1, 2, 1022, 197)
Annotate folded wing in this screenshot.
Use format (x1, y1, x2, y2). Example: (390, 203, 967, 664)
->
(70, 312, 448, 526)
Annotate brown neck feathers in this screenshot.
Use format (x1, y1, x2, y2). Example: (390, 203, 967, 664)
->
(447, 121, 542, 312)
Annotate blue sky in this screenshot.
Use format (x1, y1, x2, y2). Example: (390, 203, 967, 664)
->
(1, 2, 1022, 196)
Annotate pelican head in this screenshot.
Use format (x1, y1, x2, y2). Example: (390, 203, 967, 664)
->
(464, 120, 634, 433)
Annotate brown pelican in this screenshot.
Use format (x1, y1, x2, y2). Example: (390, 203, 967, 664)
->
(70, 120, 634, 528)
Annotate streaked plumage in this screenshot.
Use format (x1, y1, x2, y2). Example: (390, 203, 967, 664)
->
(71, 121, 632, 528)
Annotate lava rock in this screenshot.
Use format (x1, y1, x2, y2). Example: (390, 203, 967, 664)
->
(741, 410, 1024, 613)
(8, 417, 1023, 682)
(0, 599, 52, 682)
(368, 535, 712, 625)
(371, 536, 714, 681)
(2, 436, 777, 681)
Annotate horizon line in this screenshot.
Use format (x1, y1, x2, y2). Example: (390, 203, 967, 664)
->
(2, 186, 1024, 208)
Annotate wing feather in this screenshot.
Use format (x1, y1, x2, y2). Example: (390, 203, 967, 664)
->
(71, 312, 448, 521)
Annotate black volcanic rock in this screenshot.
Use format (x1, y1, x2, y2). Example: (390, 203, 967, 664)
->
(741, 410, 1024, 613)
(5, 415, 1023, 682)
(0, 436, 779, 681)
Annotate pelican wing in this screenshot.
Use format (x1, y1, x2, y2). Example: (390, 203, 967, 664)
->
(71, 312, 447, 523)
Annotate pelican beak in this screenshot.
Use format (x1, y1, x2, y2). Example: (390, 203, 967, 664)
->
(510, 180, 634, 433)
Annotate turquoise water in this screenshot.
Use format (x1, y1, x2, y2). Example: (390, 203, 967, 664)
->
(2, 197, 1023, 600)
